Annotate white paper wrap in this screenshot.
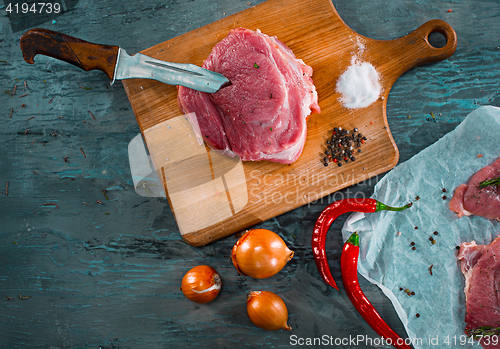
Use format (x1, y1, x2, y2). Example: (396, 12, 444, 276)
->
(342, 106, 500, 349)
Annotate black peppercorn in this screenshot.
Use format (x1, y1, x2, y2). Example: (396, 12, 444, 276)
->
(321, 126, 366, 166)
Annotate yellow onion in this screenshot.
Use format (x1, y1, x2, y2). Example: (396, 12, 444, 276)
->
(180, 265, 221, 304)
(231, 229, 294, 279)
(247, 291, 292, 331)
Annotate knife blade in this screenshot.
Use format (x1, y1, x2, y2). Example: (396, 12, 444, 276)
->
(19, 28, 230, 93)
(112, 48, 230, 93)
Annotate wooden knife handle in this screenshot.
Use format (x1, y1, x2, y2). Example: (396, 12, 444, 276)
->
(20, 28, 119, 80)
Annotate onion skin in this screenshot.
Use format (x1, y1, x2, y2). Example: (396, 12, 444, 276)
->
(247, 291, 292, 331)
(231, 229, 294, 279)
(181, 265, 221, 304)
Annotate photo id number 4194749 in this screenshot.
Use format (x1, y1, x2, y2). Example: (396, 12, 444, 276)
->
(5, 2, 62, 14)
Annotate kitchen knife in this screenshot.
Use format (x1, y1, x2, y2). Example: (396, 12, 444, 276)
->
(19, 28, 230, 93)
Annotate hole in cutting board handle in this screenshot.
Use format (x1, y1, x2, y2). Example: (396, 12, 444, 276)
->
(427, 30, 448, 48)
(428, 31, 447, 49)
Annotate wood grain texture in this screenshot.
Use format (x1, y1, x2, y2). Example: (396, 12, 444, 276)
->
(122, 0, 457, 246)
(1, 0, 499, 348)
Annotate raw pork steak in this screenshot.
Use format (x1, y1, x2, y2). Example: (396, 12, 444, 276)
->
(458, 235, 500, 349)
(177, 28, 320, 163)
(450, 157, 500, 220)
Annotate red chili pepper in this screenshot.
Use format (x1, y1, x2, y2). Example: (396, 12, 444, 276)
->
(312, 198, 412, 290)
(342, 232, 412, 349)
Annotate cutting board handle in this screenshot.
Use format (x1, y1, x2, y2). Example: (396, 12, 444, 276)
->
(20, 28, 119, 80)
(386, 19, 457, 81)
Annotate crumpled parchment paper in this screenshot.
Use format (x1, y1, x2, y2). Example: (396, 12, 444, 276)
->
(342, 106, 500, 349)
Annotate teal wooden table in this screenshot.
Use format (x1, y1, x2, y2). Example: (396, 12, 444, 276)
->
(1, 0, 499, 348)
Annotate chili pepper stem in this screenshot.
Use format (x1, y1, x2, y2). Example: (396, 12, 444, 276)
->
(346, 232, 359, 246)
(375, 201, 412, 212)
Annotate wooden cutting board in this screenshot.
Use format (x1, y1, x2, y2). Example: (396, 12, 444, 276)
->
(121, 0, 457, 246)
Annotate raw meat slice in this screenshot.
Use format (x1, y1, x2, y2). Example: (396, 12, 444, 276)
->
(450, 157, 500, 220)
(177, 28, 320, 164)
(458, 235, 500, 349)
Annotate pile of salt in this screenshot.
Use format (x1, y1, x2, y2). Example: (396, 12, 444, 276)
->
(336, 58, 381, 109)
